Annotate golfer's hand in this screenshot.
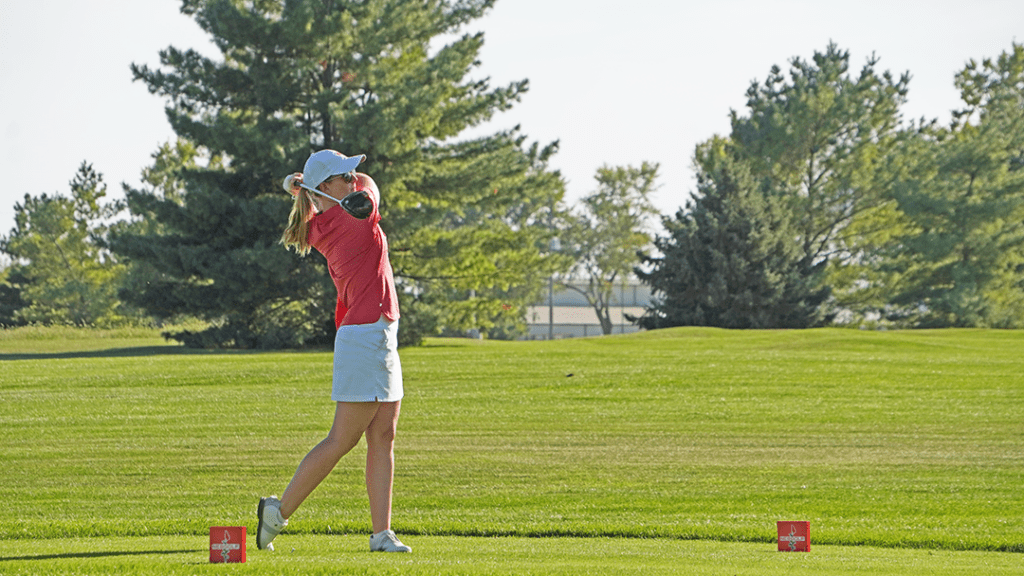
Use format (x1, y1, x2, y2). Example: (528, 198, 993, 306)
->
(282, 173, 303, 196)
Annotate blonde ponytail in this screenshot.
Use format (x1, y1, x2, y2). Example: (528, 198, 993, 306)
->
(281, 190, 316, 255)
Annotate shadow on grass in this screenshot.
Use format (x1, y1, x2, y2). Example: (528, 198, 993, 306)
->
(0, 346, 330, 361)
(0, 549, 203, 562)
(0, 346, 234, 361)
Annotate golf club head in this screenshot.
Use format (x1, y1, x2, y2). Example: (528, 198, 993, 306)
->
(340, 191, 373, 219)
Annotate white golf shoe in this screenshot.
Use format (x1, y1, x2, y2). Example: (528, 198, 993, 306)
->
(256, 496, 287, 551)
(369, 529, 412, 553)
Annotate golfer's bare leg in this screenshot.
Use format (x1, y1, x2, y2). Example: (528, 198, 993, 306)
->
(279, 402, 380, 519)
(365, 400, 401, 534)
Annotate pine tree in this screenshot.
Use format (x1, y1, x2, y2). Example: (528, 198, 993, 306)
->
(636, 139, 829, 329)
(114, 0, 564, 347)
(729, 43, 910, 320)
(0, 262, 28, 327)
(885, 43, 1024, 327)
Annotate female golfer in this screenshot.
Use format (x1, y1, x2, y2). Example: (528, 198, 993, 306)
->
(257, 149, 410, 553)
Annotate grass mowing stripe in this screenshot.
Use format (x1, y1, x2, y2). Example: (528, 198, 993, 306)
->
(1, 327, 1022, 553)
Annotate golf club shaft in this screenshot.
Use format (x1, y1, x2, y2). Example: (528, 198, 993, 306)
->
(298, 182, 341, 205)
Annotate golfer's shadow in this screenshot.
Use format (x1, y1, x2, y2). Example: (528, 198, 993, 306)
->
(0, 549, 202, 562)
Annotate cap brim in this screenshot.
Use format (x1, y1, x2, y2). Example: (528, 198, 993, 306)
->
(333, 154, 364, 176)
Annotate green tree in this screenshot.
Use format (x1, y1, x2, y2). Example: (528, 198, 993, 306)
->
(559, 162, 659, 335)
(729, 43, 911, 320)
(0, 163, 130, 326)
(885, 43, 1024, 327)
(0, 262, 28, 327)
(114, 0, 565, 348)
(636, 138, 829, 329)
(113, 140, 225, 327)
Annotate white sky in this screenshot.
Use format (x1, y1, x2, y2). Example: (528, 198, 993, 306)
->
(1, 0, 1022, 238)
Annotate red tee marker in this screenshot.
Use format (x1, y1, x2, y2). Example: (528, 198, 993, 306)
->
(777, 521, 810, 552)
(209, 526, 247, 563)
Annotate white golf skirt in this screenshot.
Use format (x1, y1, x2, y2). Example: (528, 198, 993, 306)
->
(331, 315, 403, 402)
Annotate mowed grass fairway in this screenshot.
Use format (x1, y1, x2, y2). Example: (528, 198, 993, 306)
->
(1, 326, 1022, 575)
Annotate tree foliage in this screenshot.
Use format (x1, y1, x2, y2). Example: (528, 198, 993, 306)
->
(729, 43, 912, 322)
(113, 0, 565, 348)
(730, 43, 909, 263)
(637, 43, 905, 328)
(0, 163, 132, 326)
(0, 265, 29, 327)
(637, 139, 829, 329)
(559, 162, 659, 335)
(885, 43, 1024, 327)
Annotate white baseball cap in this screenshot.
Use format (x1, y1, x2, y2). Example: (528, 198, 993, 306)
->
(302, 150, 366, 188)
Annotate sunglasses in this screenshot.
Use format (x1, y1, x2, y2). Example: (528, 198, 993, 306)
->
(326, 172, 356, 184)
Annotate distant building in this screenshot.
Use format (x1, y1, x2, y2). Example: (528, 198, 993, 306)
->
(523, 278, 652, 339)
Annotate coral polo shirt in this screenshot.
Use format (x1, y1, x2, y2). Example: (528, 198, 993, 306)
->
(307, 192, 400, 329)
